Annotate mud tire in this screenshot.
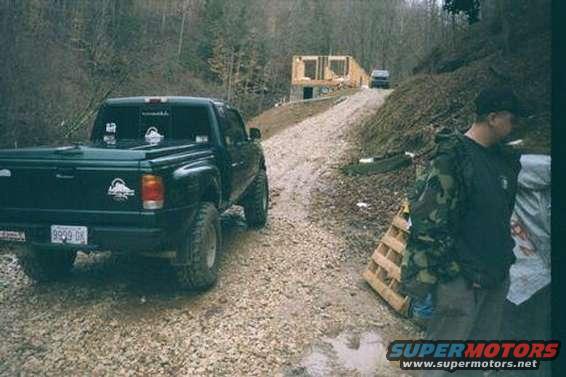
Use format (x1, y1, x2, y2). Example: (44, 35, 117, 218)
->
(175, 202, 221, 290)
(17, 247, 76, 282)
(243, 169, 269, 228)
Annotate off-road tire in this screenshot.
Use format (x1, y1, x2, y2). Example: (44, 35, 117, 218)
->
(175, 202, 221, 290)
(17, 247, 76, 282)
(243, 169, 268, 228)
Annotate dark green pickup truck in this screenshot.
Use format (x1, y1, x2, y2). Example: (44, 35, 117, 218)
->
(0, 96, 269, 289)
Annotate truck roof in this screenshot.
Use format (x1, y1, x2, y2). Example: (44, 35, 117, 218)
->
(104, 96, 226, 107)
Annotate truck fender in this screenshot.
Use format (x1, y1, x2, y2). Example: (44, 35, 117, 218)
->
(172, 162, 222, 208)
(172, 163, 221, 267)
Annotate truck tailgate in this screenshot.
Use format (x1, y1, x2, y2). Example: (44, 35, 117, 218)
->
(0, 161, 142, 214)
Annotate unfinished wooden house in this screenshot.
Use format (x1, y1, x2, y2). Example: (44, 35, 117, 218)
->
(290, 55, 370, 101)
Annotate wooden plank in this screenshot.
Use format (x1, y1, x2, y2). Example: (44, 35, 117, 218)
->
(384, 225, 395, 238)
(392, 216, 410, 233)
(392, 231, 407, 248)
(363, 270, 409, 314)
(382, 234, 405, 255)
(366, 259, 377, 273)
(372, 252, 401, 281)
(363, 201, 413, 317)
(375, 241, 388, 256)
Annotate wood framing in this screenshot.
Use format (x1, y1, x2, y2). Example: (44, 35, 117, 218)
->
(363, 202, 412, 316)
(291, 55, 369, 88)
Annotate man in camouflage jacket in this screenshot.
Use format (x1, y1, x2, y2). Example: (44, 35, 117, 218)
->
(400, 128, 466, 299)
(400, 87, 525, 375)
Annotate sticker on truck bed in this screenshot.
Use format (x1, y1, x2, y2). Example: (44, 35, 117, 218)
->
(107, 178, 135, 201)
(0, 230, 25, 242)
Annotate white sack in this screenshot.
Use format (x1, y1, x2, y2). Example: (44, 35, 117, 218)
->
(506, 154, 551, 305)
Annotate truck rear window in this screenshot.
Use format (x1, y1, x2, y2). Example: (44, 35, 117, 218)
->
(92, 104, 212, 143)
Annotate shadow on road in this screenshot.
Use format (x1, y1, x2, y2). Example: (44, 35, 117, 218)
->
(1, 209, 252, 317)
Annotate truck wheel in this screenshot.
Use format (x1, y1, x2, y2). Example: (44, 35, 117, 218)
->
(175, 202, 221, 290)
(17, 247, 76, 282)
(243, 169, 269, 228)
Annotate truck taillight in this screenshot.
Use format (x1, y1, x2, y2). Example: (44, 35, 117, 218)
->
(142, 175, 164, 209)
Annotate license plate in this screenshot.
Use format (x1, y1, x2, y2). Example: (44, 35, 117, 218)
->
(0, 230, 26, 242)
(51, 225, 88, 245)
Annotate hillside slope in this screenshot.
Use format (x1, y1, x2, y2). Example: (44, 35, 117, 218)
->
(360, 9, 551, 158)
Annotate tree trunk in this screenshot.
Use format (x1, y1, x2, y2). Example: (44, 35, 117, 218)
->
(161, 0, 167, 34)
(500, 0, 511, 55)
(451, 13, 456, 49)
(227, 50, 234, 102)
(177, 1, 187, 61)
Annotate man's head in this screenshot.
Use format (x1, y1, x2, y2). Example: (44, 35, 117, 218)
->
(473, 86, 527, 144)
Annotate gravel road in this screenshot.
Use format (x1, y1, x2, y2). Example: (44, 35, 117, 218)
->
(0, 89, 418, 377)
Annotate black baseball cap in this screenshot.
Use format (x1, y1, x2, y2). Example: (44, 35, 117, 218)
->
(474, 86, 529, 117)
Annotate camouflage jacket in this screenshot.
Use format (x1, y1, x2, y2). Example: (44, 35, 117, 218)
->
(400, 129, 520, 298)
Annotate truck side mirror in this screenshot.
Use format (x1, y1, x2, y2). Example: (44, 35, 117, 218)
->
(249, 128, 261, 140)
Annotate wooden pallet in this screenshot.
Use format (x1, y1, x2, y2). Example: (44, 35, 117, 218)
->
(363, 202, 411, 316)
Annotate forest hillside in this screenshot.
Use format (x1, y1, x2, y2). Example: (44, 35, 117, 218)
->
(360, 0, 551, 158)
(0, 0, 447, 148)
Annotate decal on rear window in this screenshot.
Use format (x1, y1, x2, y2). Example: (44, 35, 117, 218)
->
(142, 111, 169, 117)
(103, 135, 116, 144)
(106, 122, 117, 133)
(145, 127, 164, 144)
(195, 135, 208, 143)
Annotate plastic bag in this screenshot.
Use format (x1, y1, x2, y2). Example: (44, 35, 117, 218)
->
(506, 154, 551, 305)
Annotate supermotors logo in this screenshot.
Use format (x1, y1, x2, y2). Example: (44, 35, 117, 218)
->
(387, 340, 560, 372)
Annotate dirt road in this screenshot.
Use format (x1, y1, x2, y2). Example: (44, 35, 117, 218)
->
(264, 92, 376, 221)
(0, 89, 418, 377)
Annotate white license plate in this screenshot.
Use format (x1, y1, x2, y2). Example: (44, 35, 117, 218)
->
(51, 225, 88, 245)
(0, 230, 26, 242)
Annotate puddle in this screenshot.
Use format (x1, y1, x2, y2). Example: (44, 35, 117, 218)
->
(300, 330, 388, 377)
